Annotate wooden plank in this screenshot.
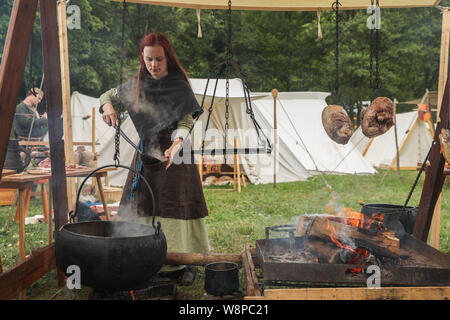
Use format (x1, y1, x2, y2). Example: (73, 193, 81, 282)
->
(0, 243, 56, 300)
(241, 250, 256, 296)
(252, 287, 450, 300)
(40, 0, 69, 235)
(18, 141, 100, 146)
(0, 0, 39, 174)
(413, 74, 450, 241)
(165, 252, 242, 265)
(245, 244, 261, 296)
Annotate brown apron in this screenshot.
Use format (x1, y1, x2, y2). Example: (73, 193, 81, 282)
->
(119, 129, 208, 220)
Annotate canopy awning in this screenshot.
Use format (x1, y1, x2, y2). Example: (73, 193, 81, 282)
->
(111, 0, 441, 11)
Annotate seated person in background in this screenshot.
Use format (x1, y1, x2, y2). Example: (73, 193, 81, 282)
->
(12, 88, 48, 140)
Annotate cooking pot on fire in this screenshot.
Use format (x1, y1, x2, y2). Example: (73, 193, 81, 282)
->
(360, 203, 417, 235)
(55, 164, 167, 291)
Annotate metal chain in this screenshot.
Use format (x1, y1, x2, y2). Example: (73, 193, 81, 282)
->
(332, 1, 341, 99)
(113, 116, 122, 166)
(369, 0, 374, 99)
(375, 0, 381, 92)
(120, 0, 127, 85)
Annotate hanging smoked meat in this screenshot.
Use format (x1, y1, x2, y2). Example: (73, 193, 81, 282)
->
(360, 97, 394, 138)
(322, 105, 353, 145)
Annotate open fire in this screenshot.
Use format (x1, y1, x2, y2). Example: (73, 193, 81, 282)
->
(324, 207, 388, 275)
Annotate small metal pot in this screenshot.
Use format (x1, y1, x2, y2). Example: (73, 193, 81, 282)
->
(204, 261, 239, 296)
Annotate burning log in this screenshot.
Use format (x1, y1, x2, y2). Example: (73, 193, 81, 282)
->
(322, 105, 354, 145)
(360, 97, 394, 138)
(296, 215, 400, 258)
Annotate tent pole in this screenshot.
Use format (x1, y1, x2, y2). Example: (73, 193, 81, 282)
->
(393, 98, 401, 179)
(272, 89, 278, 188)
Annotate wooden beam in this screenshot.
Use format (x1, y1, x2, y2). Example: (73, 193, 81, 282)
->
(413, 73, 450, 241)
(245, 286, 450, 300)
(57, 0, 76, 213)
(40, 0, 69, 235)
(165, 252, 242, 265)
(0, 243, 56, 300)
(245, 244, 261, 296)
(0, 0, 38, 174)
(429, 8, 450, 249)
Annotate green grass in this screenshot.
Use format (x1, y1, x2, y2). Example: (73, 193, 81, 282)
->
(0, 170, 449, 299)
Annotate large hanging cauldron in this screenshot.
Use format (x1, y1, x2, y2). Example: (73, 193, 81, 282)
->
(55, 164, 167, 291)
(4, 139, 31, 173)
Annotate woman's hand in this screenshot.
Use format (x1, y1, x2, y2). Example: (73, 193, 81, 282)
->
(164, 138, 183, 170)
(102, 103, 118, 127)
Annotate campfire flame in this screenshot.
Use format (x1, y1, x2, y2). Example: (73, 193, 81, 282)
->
(327, 207, 385, 275)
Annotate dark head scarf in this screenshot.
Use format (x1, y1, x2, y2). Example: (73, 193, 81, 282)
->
(118, 69, 201, 141)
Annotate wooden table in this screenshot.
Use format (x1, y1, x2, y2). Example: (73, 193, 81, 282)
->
(0, 167, 116, 263)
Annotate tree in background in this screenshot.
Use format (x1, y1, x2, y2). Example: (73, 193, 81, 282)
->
(0, 0, 448, 119)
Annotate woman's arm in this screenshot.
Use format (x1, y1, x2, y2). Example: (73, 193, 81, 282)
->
(99, 88, 125, 127)
(164, 112, 196, 169)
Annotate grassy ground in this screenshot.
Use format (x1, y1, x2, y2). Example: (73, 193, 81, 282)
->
(0, 170, 448, 299)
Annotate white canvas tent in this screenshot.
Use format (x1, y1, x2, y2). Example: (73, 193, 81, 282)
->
(189, 78, 312, 184)
(70, 79, 377, 186)
(349, 111, 435, 169)
(70, 91, 139, 186)
(251, 92, 377, 175)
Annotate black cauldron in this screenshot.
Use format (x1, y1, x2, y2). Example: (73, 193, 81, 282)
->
(360, 203, 417, 236)
(4, 139, 31, 173)
(55, 164, 167, 291)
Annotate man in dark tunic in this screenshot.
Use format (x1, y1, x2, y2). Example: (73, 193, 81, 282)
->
(12, 88, 47, 139)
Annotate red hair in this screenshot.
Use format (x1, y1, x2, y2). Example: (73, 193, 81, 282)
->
(134, 33, 189, 110)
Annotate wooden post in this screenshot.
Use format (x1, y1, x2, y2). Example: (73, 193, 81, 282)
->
(40, 0, 69, 238)
(0, 0, 38, 174)
(234, 137, 241, 192)
(429, 8, 449, 249)
(272, 89, 278, 188)
(57, 0, 76, 212)
(47, 180, 53, 245)
(413, 74, 449, 242)
(393, 98, 401, 179)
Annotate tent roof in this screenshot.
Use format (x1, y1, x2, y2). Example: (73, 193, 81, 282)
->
(112, 0, 440, 11)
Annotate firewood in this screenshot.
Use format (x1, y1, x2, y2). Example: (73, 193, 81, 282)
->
(165, 252, 242, 266)
(322, 105, 354, 145)
(360, 97, 394, 138)
(296, 215, 400, 257)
